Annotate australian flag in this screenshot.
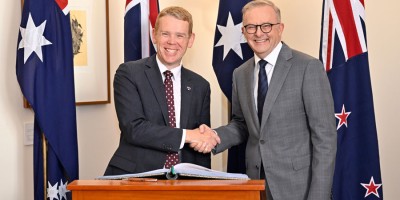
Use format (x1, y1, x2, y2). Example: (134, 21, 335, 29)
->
(16, 0, 78, 199)
(124, 0, 159, 62)
(320, 0, 383, 199)
(212, 0, 252, 173)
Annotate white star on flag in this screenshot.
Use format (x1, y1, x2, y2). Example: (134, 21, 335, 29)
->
(360, 176, 382, 198)
(335, 104, 351, 130)
(214, 12, 247, 60)
(18, 13, 52, 63)
(47, 181, 59, 200)
(58, 179, 69, 200)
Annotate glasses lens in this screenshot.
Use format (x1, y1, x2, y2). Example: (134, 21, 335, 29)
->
(246, 25, 256, 34)
(261, 24, 272, 33)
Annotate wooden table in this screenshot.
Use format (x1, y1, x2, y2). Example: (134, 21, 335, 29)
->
(67, 179, 265, 200)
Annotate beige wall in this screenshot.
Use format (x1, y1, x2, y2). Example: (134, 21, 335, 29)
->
(1, 0, 398, 199)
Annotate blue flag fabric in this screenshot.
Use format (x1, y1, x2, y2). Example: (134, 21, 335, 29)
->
(212, 0, 253, 101)
(212, 0, 252, 173)
(320, 0, 383, 199)
(124, 0, 159, 62)
(16, 0, 78, 199)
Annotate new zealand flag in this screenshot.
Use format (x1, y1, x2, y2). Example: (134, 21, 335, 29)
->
(212, 0, 252, 173)
(124, 0, 159, 62)
(320, 0, 383, 199)
(16, 0, 78, 199)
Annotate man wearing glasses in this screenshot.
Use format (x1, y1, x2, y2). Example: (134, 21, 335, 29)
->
(196, 0, 337, 199)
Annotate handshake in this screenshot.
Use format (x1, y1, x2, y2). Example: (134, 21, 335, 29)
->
(186, 124, 221, 154)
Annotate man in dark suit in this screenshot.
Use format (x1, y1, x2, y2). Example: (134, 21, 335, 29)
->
(196, 1, 337, 199)
(105, 6, 220, 175)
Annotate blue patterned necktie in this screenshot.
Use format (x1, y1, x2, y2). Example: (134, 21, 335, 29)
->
(257, 60, 268, 124)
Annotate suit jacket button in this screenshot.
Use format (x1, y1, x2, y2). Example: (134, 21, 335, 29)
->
(260, 140, 265, 144)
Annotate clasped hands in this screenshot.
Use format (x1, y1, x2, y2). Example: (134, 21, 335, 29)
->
(186, 124, 220, 153)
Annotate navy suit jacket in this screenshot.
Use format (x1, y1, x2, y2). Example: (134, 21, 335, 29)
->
(105, 55, 211, 175)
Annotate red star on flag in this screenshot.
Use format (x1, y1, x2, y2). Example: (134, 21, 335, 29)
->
(335, 104, 351, 130)
(360, 176, 382, 198)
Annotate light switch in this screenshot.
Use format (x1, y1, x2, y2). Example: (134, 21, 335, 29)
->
(24, 122, 34, 145)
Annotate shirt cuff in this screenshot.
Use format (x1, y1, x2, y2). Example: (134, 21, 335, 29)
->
(212, 129, 218, 153)
(180, 129, 186, 149)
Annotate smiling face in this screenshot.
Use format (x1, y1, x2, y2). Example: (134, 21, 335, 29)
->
(152, 15, 195, 69)
(242, 5, 284, 58)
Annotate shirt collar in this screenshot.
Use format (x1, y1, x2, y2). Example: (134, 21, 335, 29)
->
(156, 56, 182, 80)
(254, 42, 283, 66)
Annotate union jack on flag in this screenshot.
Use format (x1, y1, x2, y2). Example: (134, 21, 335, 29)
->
(319, 0, 383, 199)
(124, 0, 159, 62)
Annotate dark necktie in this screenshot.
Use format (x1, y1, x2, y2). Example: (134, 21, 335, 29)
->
(163, 70, 179, 168)
(257, 60, 268, 124)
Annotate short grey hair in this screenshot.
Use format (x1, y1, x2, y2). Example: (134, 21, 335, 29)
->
(242, 0, 281, 22)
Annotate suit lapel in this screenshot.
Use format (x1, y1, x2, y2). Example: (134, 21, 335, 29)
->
(144, 55, 169, 125)
(241, 59, 261, 130)
(180, 67, 192, 128)
(260, 44, 293, 128)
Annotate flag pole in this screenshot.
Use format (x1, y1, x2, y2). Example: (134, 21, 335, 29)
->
(42, 133, 47, 200)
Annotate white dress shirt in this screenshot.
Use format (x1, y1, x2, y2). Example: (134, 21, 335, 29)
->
(156, 57, 186, 148)
(253, 42, 283, 110)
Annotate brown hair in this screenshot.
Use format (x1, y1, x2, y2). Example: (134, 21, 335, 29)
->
(155, 6, 193, 34)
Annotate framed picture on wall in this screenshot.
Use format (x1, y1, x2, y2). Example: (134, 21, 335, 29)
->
(68, 0, 110, 105)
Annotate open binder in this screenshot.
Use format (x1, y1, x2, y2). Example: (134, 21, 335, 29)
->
(97, 163, 249, 180)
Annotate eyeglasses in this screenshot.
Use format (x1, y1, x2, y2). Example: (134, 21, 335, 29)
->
(243, 23, 280, 34)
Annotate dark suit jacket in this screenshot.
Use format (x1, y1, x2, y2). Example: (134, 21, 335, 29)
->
(214, 43, 337, 200)
(105, 55, 211, 175)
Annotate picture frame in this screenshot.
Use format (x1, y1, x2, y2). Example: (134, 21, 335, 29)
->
(23, 0, 110, 107)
